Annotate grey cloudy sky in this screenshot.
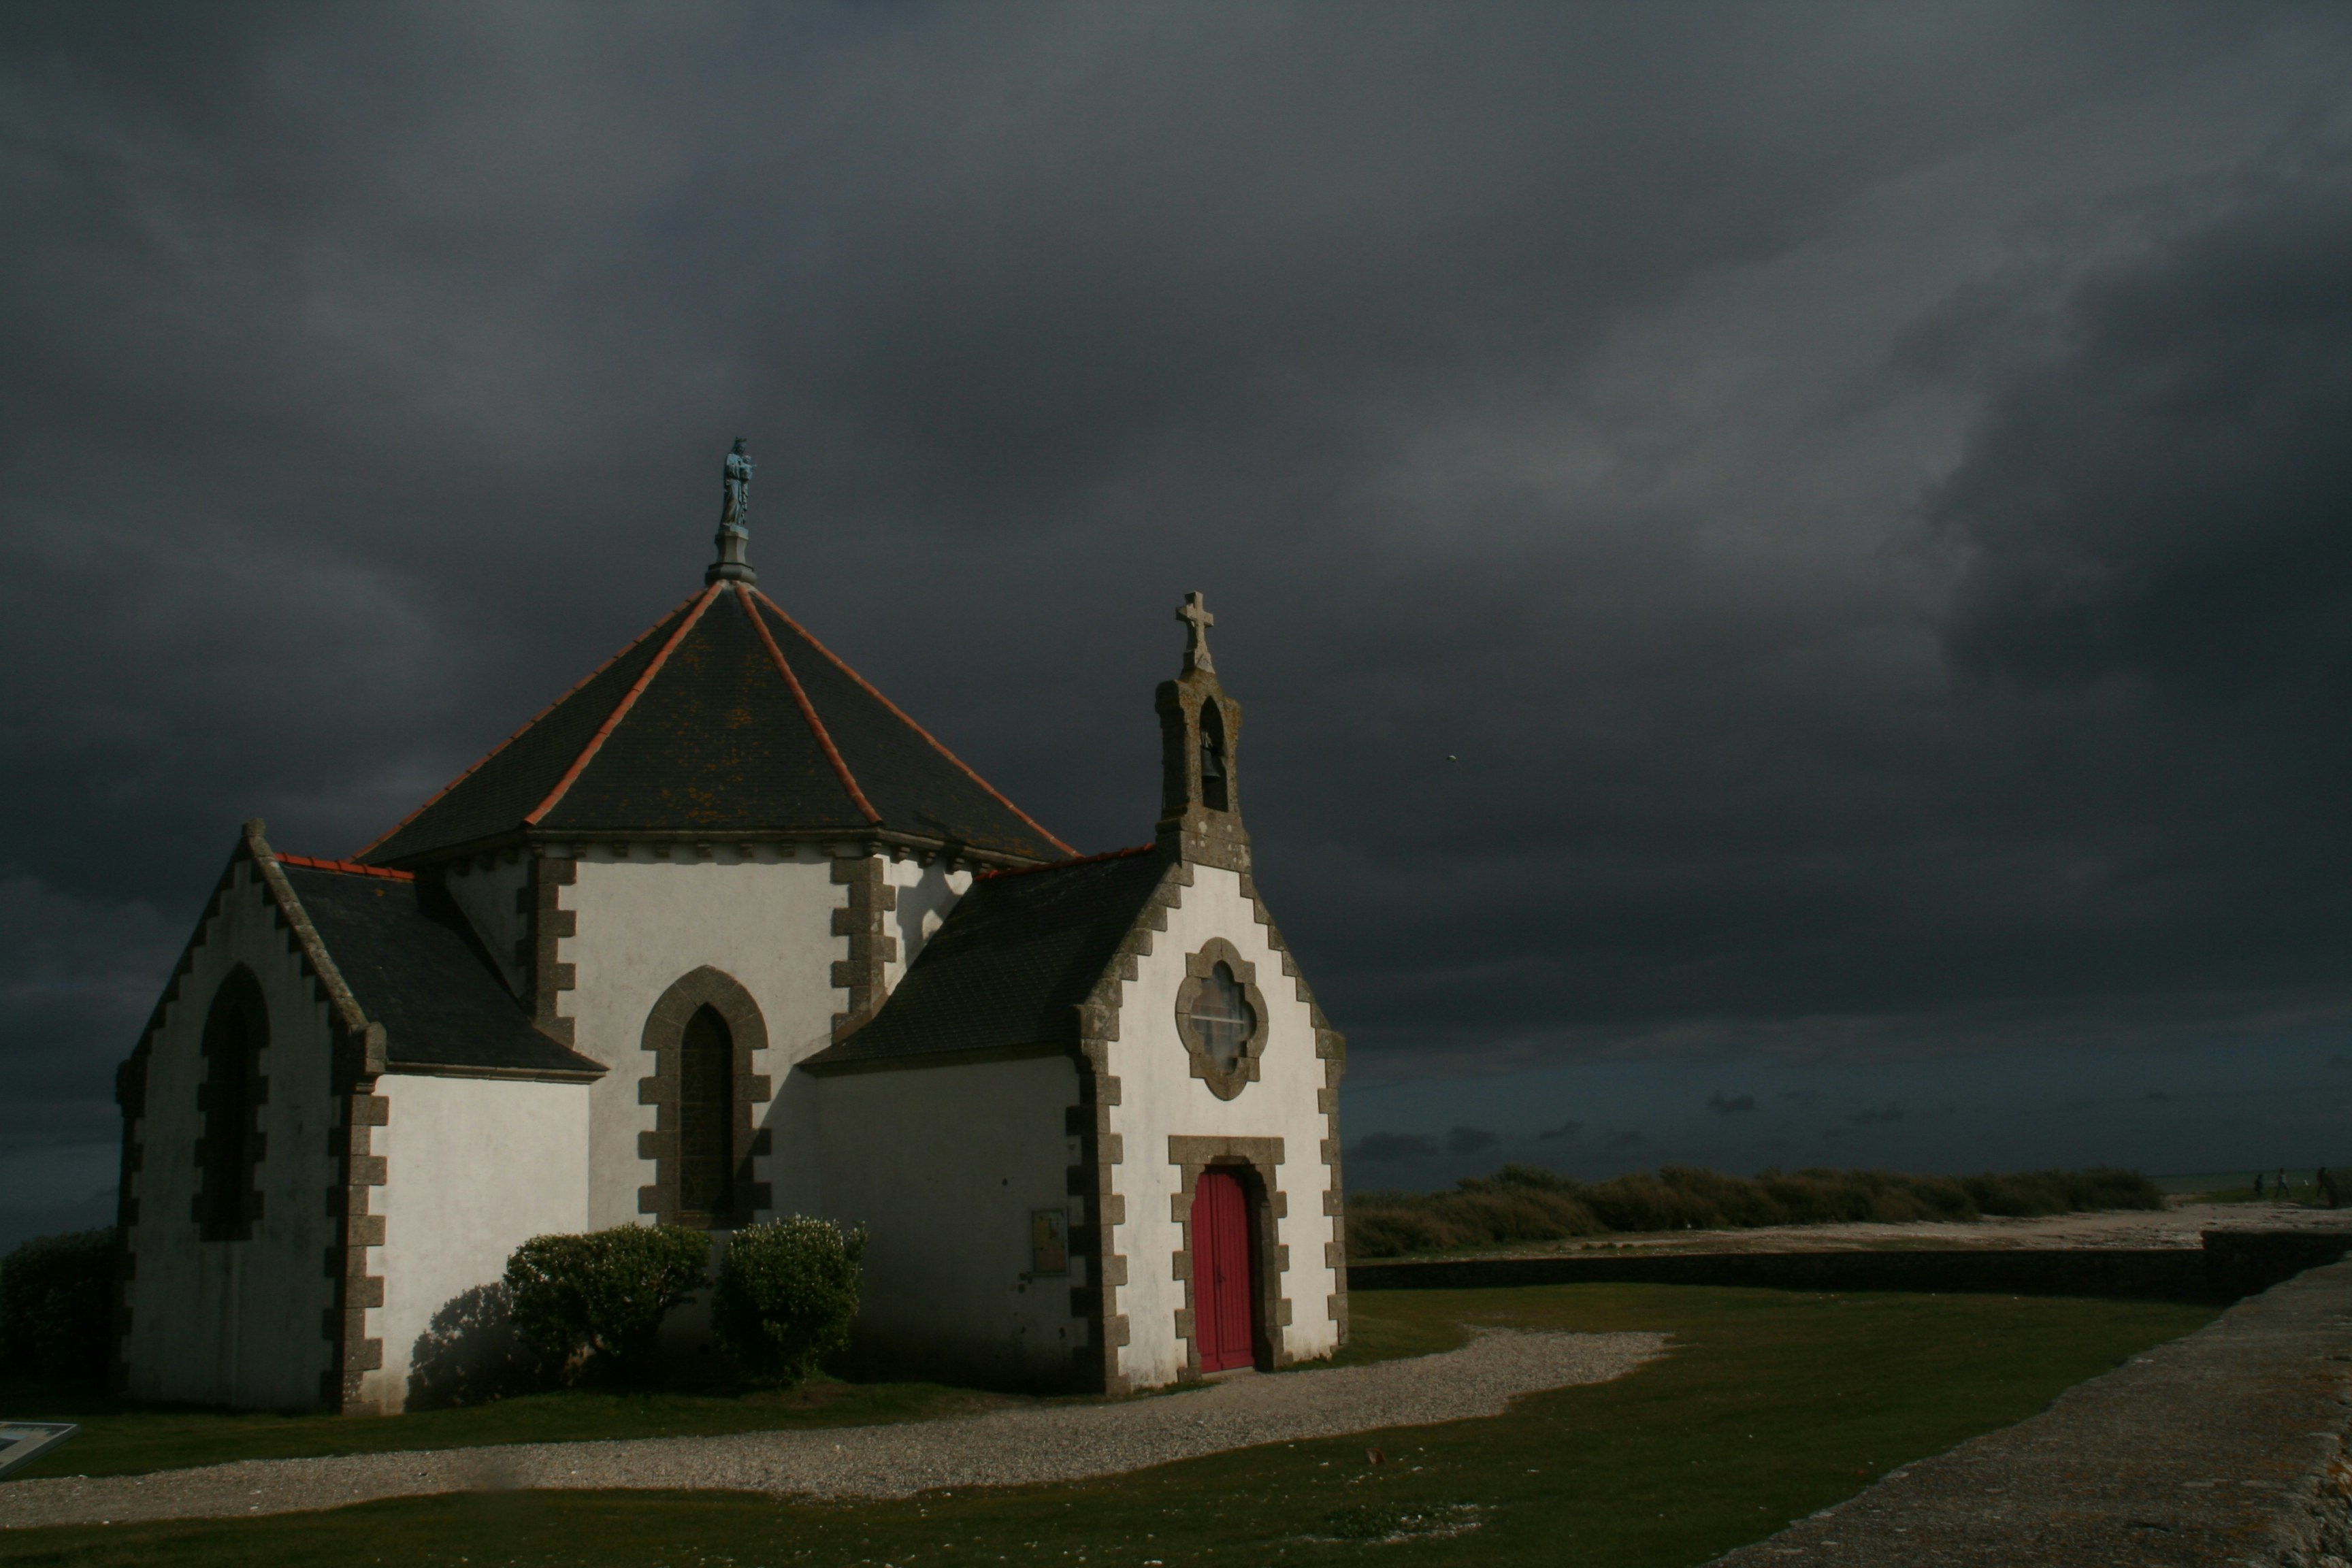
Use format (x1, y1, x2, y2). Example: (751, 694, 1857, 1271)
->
(7, 3, 2352, 1234)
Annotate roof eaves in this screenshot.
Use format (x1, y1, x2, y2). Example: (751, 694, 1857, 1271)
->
(798, 1039, 1068, 1077)
(751, 588, 1079, 858)
(382, 1058, 605, 1084)
(736, 587, 880, 825)
(976, 844, 1155, 882)
(276, 853, 415, 882)
(523, 582, 723, 826)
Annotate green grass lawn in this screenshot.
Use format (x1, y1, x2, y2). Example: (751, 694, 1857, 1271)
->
(0, 1284, 2217, 1567)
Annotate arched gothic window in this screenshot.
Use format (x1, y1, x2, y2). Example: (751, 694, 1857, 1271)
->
(195, 966, 268, 1242)
(677, 1004, 736, 1220)
(1198, 700, 1230, 812)
(1185, 962, 1256, 1075)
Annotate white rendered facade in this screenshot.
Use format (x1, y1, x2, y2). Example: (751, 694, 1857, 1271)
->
(1103, 863, 1341, 1388)
(362, 1073, 591, 1409)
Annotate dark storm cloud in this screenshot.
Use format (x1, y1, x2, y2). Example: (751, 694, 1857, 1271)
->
(1707, 1093, 1757, 1116)
(6, 3, 2352, 1164)
(1349, 1132, 1437, 1165)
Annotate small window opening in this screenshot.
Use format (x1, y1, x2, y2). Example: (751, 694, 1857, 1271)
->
(196, 967, 267, 1242)
(679, 1004, 736, 1219)
(1186, 962, 1256, 1073)
(1198, 701, 1230, 812)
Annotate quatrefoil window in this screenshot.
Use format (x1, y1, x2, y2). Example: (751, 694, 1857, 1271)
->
(1175, 939, 1269, 1100)
(1186, 962, 1256, 1073)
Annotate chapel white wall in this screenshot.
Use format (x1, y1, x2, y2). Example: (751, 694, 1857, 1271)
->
(553, 846, 972, 1232)
(883, 858, 970, 993)
(362, 1072, 590, 1413)
(1107, 864, 1341, 1390)
(557, 847, 844, 1229)
(120, 862, 338, 1410)
(814, 1054, 1082, 1390)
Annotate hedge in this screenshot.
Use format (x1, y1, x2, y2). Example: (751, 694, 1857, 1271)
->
(1, 1227, 116, 1384)
(710, 1216, 866, 1386)
(503, 1224, 710, 1379)
(1346, 1164, 2166, 1259)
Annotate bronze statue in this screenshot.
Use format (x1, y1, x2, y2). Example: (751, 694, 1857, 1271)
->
(721, 437, 754, 533)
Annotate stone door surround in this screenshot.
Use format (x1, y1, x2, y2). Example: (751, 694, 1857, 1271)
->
(1166, 1134, 1290, 1377)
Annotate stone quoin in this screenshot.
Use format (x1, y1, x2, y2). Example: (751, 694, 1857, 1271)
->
(111, 445, 1347, 1411)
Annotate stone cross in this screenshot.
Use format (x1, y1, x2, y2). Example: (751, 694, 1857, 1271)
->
(1176, 591, 1215, 674)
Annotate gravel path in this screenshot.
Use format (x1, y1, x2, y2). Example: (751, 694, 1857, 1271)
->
(0, 1328, 1664, 1530)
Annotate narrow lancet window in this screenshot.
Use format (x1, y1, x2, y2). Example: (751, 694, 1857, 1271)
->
(195, 966, 267, 1241)
(679, 1004, 736, 1219)
(1198, 700, 1230, 812)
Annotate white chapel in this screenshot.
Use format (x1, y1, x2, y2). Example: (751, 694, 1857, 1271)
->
(111, 452, 1348, 1413)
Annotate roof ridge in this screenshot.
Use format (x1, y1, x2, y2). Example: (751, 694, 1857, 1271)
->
(523, 583, 723, 826)
(244, 822, 376, 1048)
(751, 589, 1080, 858)
(975, 844, 1154, 881)
(353, 587, 707, 860)
(276, 853, 416, 882)
(735, 587, 881, 825)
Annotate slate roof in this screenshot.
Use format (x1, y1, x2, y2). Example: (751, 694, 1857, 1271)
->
(802, 847, 1169, 1071)
(359, 583, 1073, 866)
(278, 857, 605, 1079)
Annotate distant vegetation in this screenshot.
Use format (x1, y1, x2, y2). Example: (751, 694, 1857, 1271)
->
(1346, 1164, 2166, 1260)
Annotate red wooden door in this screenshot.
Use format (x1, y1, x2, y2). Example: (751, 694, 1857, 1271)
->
(1192, 1169, 1256, 1371)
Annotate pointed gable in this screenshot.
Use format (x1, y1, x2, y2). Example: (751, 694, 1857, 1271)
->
(359, 583, 1073, 867)
(536, 587, 870, 836)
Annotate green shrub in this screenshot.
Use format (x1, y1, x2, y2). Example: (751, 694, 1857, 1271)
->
(1345, 1204, 1465, 1260)
(503, 1224, 710, 1379)
(710, 1216, 867, 1386)
(0, 1228, 115, 1384)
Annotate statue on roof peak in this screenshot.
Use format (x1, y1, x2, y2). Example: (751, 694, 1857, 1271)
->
(720, 438, 754, 535)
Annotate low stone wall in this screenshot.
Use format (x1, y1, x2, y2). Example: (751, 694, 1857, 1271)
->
(1704, 1257, 2352, 1567)
(1347, 1229, 2352, 1305)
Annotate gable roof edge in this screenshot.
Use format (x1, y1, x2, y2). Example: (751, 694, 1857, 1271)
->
(751, 589, 1079, 858)
(736, 587, 880, 824)
(1234, 868, 1345, 1055)
(244, 821, 382, 1065)
(525, 583, 724, 826)
(119, 822, 388, 1105)
(353, 587, 707, 862)
(1071, 850, 1195, 1044)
